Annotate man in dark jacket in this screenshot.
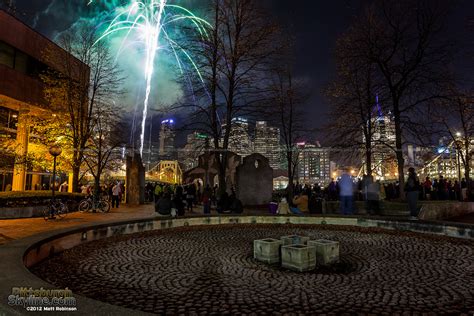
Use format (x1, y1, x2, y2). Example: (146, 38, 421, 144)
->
(405, 167, 421, 220)
(155, 193, 174, 216)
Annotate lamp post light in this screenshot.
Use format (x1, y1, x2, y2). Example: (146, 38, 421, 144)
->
(49, 144, 62, 200)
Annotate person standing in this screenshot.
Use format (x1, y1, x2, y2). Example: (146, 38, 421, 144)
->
(112, 182, 121, 208)
(339, 169, 354, 215)
(154, 183, 163, 202)
(423, 176, 432, 200)
(328, 179, 337, 201)
(173, 186, 185, 216)
(366, 176, 380, 215)
(405, 167, 421, 220)
(438, 175, 447, 200)
(202, 185, 211, 215)
(59, 181, 68, 192)
(186, 184, 195, 212)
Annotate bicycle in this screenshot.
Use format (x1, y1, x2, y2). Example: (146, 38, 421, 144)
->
(43, 199, 68, 221)
(79, 195, 110, 213)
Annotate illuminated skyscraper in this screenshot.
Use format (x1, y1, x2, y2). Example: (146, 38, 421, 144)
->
(297, 142, 331, 185)
(159, 119, 175, 158)
(361, 95, 397, 179)
(221, 117, 253, 157)
(179, 132, 209, 171)
(254, 121, 280, 169)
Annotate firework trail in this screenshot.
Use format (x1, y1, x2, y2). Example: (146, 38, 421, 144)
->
(92, 0, 211, 157)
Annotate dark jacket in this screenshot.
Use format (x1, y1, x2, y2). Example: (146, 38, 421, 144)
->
(155, 196, 174, 215)
(405, 175, 420, 192)
(173, 193, 185, 216)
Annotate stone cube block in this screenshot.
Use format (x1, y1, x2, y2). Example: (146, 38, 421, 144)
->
(253, 238, 283, 264)
(281, 244, 316, 272)
(280, 235, 310, 246)
(308, 239, 339, 266)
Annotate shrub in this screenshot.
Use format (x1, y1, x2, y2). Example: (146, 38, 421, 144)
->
(0, 191, 84, 208)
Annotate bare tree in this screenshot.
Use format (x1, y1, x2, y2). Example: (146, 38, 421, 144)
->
(84, 101, 126, 199)
(433, 90, 473, 198)
(41, 24, 124, 191)
(269, 67, 308, 198)
(342, 0, 453, 196)
(181, 0, 280, 195)
(325, 25, 384, 177)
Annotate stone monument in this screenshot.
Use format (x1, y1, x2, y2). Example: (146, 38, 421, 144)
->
(236, 153, 273, 206)
(126, 153, 145, 205)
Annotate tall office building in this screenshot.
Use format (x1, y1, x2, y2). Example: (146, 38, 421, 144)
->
(221, 117, 253, 157)
(372, 115, 396, 178)
(159, 119, 175, 158)
(361, 98, 397, 179)
(179, 132, 209, 171)
(420, 137, 474, 181)
(254, 121, 280, 169)
(297, 142, 331, 185)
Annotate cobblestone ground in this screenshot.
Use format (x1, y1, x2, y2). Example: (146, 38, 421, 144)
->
(32, 224, 474, 315)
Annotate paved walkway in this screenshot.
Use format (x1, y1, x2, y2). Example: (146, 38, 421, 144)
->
(0, 204, 265, 244)
(1, 203, 472, 246)
(0, 204, 155, 245)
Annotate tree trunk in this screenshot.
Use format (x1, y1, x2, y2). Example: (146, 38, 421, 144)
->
(94, 175, 100, 200)
(286, 150, 294, 200)
(72, 165, 80, 192)
(366, 148, 372, 176)
(393, 103, 405, 199)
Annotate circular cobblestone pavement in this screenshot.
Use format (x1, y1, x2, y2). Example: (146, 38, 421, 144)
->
(31, 224, 474, 315)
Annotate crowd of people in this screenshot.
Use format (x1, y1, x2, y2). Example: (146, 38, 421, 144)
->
(275, 168, 473, 220)
(148, 182, 243, 216)
(80, 181, 124, 208)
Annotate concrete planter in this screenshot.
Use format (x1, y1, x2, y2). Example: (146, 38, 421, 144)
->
(253, 238, 282, 264)
(308, 239, 340, 266)
(281, 244, 316, 272)
(280, 235, 310, 246)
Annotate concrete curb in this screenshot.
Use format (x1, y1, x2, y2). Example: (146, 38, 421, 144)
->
(0, 215, 472, 315)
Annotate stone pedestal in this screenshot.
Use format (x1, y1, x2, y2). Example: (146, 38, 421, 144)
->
(126, 153, 145, 205)
(281, 244, 316, 272)
(280, 235, 310, 246)
(253, 238, 282, 264)
(236, 154, 273, 206)
(308, 239, 339, 266)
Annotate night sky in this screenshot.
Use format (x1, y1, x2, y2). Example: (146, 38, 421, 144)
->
(3, 0, 474, 144)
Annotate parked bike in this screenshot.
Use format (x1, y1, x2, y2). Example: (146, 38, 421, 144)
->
(79, 195, 111, 213)
(43, 199, 68, 221)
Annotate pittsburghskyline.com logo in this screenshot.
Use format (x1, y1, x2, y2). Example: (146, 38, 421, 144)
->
(8, 287, 77, 312)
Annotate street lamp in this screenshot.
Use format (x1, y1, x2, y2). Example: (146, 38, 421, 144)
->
(49, 144, 62, 200)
